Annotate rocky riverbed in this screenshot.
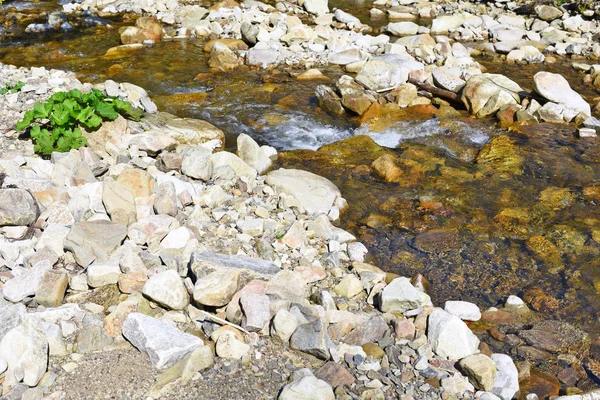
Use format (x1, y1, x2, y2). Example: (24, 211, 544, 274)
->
(2, 0, 600, 398)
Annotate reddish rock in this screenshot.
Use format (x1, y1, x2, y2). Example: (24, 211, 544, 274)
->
(392, 318, 416, 341)
(315, 361, 355, 388)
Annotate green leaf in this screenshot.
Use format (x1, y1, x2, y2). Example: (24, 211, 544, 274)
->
(1, 87, 7, 95)
(68, 89, 82, 101)
(94, 101, 118, 120)
(50, 92, 67, 103)
(16, 110, 34, 130)
(76, 106, 94, 123)
(33, 102, 52, 118)
(83, 113, 103, 129)
(51, 104, 71, 126)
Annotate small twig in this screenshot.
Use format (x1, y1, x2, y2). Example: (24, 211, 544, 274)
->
(196, 310, 251, 334)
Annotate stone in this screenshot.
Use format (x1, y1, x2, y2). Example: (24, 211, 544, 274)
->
(535, 5, 563, 21)
(271, 308, 299, 343)
(35, 270, 69, 307)
(428, 308, 480, 360)
(265, 168, 342, 215)
(193, 269, 243, 307)
(315, 361, 355, 388)
(211, 152, 257, 182)
(333, 275, 363, 298)
(379, 277, 432, 313)
(87, 261, 121, 288)
(279, 375, 335, 400)
(116, 168, 154, 198)
(267, 270, 308, 303)
(122, 312, 203, 369)
(64, 221, 127, 267)
(392, 318, 416, 340)
(302, 0, 328, 15)
(344, 315, 388, 346)
(316, 85, 345, 115)
(3, 262, 52, 303)
(460, 354, 497, 391)
(160, 227, 192, 249)
(121, 17, 163, 45)
(76, 325, 113, 353)
(491, 353, 519, 400)
(461, 74, 522, 118)
(387, 21, 419, 36)
(154, 181, 178, 217)
(236, 134, 273, 175)
(102, 177, 136, 222)
(518, 320, 590, 357)
(215, 331, 250, 359)
(128, 215, 179, 248)
(0, 303, 26, 342)
(208, 43, 242, 72)
(432, 68, 466, 93)
(181, 147, 213, 181)
(0, 319, 48, 387)
(290, 319, 333, 360)
(246, 48, 280, 68)
(190, 252, 280, 276)
(533, 72, 591, 117)
(142, 270, 189, 310)
(355, 55, 424, 92)
(579, 128, 597, 138)
(444, 301, 481, 321)
(240, 293, 270, 332)
(0, 189, 37, 226)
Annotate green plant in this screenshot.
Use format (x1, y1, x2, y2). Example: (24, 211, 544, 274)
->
(1, 81, 25, 94)
(16, 88, 143, 155)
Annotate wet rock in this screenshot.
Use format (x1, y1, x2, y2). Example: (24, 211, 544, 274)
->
(121, 17, 163, 45)
(519, 320, 590, 357)
(413, 229, 460, 254)
(122, 312, 203, 369)
(428, 309, 480, 360)
(476, 135, 523, 175)
(265, 168, 342, 215)
(533, 72, 591, 117)
(64, 220, 127, 267)
(459, 354, 497, 391)
(355, 55, 424, 92)
(0, 189, 37, 227)
(279, 375, 335, 400)
(290, 319, 333, 360)
(444, 301, 481, 321)
(461, 74, 522, 118)
(0, 319, 48, 387)
(208, 42, 242, 72)
(316, 85, 345, 115)
(142, 270, 189, 310)
(379, 277, 432, 313)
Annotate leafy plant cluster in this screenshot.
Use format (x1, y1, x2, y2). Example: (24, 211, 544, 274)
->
(16, 88, 143, 155)
(1, 81, 25, 94)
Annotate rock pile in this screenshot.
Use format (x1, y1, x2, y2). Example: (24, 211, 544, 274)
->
(0, 63, 531, 400)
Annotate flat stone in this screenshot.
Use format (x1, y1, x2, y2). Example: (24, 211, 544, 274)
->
(518, 320, 590, 356)
(190, 251, 280, 277)
(76, 325, 113, 353)
(64, 221, 127, 267)
(122, 312, 204, 369)
(355, 55, 424, 92)
(444, 300, 481, 321)
(533, 71, 591, 116)
(142, 270, 189, 310)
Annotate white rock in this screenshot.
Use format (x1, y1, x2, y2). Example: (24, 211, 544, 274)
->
(533, 71, 591, 116)
(160, 227, 192, 250)
(444, 301, 482, 321)
(87, 260, 121, 288)
(122, 313, 204, 369)
(215, 331, 250, 359)
(379, 277, 432, 313)
(142, 270, 189, 310)
(0, 319, 48, 387)
(428, 308, 480, 360)
(271, 309, 299, 343)
(237, 134, 273, 175)
(279, 375, 335, 400)
(491, 353, 519, 400)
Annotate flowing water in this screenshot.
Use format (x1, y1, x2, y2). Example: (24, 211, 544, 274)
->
(3, 0, 600, 370)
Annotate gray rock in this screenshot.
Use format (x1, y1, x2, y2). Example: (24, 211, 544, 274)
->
(142, 270, 189, 310)
(246, 48, 280, 68)
(190, 251, 280, 277)
(241, 22, 259, 45)
(428, 308, 480, 360)
(0, 302, 26, 342)
(344, 315, 388, 346)
(328, 49, 363, 66)
(533, 71, 591, 116)
(181, 148, 213, 182)
(290, 319, 333, 360)
(265, 168, 342, 215)
(0, 189, 37, 227)
(0, 319, 48, 387)
(316, 85, 345, 115)
(240, 293, 271, 332)
(3, 262, 52, 303)
(64, 220, 127, 267)
(279, 375, 335, 400)
(154, 181, 178, 217)
(122, 312, 204, 369)
(334, 10, 360, 25)
(211, 151, 257, 182)
(379, 277, 432, 313)
(355, 55, 424, 92)
(76, 325, 113, 353)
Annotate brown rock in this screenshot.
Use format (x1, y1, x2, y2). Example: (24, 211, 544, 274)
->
(117, 272, 148, 294)
(117, 169, 155, 198)
(519, 320, 590, 357)
(522, 286, 560, 313)
(480, 309, 519, 326)
(120, 17, 163, 45)
(203, 39, 248, 52)
(412, 229, 460, 254)
(392, 318, 416, 340)
(362, 343, 385, 359)
(315, 362, 355, 388)
(343, 315, 388, 346)
(522, 369, 560, 400)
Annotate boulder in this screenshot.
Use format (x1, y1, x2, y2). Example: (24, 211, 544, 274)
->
(459, 354, 497, 391)
(379, 277, 432, 313)
(533, 71, 591, 117)
(142, 270, 189, 310)
(428, 308, 480, 360)
(491, 353, 519, 400)
(64, 221, 127, 267)
(0, 319, 48, 387)
(444, 301, 481, 321)
(461, 74, 522, 118)
(237, 134, 275, 175)
(122, 313, 204, 369)
(355, 55, 424, 92)
(265, 168, 342, 215)
(0, 189, 37, 227)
